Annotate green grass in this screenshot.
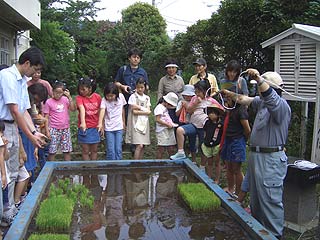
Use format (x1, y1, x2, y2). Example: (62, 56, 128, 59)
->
(28, 233, 69, 240)
(35, 195, 74, 232)
(178, 183, 221, 212)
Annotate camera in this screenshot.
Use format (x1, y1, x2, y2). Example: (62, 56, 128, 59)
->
(42, 136, 51, 147)
(127, 86, 134, 95)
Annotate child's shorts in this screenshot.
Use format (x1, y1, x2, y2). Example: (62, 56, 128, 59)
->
(201, 143, 219, 158)
(49, 127, 73, 154)
(78, 128, 100, 144)
(220, 136, 246, 163)
(156, 128, 176, 146)
(16, 166, 30, 182)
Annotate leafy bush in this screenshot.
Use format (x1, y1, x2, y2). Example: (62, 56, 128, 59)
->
(178, 183, 221, 212)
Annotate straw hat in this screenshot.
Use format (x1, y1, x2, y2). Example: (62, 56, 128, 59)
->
(163, 92, 178, 107)
(206, 103, 225, 115)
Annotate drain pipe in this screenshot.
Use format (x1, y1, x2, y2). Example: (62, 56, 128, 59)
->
(14, 31, 18, 63)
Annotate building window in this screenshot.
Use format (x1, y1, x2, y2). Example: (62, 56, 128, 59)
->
(0, 36, 10, 65)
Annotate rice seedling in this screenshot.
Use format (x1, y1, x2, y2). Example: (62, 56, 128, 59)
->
(49, 179, 94, 208)
(178, 183, 221, 212)
(35, 178, 95, 233)
(36, 195, 74, 232)
(28, 233, 69, 240)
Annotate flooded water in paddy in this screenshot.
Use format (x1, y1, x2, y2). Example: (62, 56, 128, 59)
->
(29, 167, 250, 240)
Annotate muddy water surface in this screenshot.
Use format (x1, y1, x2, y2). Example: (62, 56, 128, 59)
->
(29, 167, 250, 239)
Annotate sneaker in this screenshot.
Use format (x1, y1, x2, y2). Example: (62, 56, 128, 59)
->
(2, 207, 18, 225)
(226, 191, 238, 200)
(170, 152, 186, 160)
(15, 201, 22, 210)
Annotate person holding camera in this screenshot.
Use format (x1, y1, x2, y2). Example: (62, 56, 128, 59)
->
(114, 48, 149, 121)
(43, 81, 76, 161)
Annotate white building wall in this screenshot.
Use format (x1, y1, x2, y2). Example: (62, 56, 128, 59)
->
(3, 0, 41, 29)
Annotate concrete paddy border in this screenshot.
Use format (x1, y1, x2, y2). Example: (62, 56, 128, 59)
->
(5, 158, 277, 240)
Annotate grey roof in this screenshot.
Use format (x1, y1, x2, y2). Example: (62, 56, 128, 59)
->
(261, 23, 320, 48)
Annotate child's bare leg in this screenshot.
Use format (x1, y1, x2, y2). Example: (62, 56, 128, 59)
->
(206, 156, 213, 179)
(191, 152, 197, 163)
(214, 155, 221, 184)
(134, 144, 144, 160)
(167, 145, 176, 157)
(63, 152, 71, 161)
(48, 153, 55, 161)
(156, 146, 164, 159)
(225, 161, 235, 193)
(81, 144, 90, 160)
(237, 191, 247, 203)
(233, 162, 243, 195)
(176, 127, 185, 150)
(14, 178, 29, 204)
(89, 144, 99, 160)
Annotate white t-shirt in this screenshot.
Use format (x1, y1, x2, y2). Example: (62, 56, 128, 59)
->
(154, 103, 173, 133)
(128, 93, 151, 108)
(100, 93, 126, 131)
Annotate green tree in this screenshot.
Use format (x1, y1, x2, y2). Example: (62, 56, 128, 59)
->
(31, 21, 76, 87)
(32, 0, 113, 89)
(104, 3, 172, 89)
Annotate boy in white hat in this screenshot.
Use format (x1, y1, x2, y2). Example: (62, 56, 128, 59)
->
(154, 92, 179, 159)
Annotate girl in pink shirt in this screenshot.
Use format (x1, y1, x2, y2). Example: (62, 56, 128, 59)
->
(98, 82, 126, 160)
(76, 78, 102, 161)
(43, 81, 76, 160)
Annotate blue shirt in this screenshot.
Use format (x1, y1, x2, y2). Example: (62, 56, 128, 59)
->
(0, 64, 30, 120)
(115, 65, 149, 100)
(250, 88, 291, 147)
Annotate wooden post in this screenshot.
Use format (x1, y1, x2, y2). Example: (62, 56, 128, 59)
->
(300, 102, 308, 158)
(311, 84, 320, 164)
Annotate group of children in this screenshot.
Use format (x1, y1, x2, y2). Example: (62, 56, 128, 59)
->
(0, 58, 251, 228)
(39, 59, 250, 196)
(32, 75, 228, 183)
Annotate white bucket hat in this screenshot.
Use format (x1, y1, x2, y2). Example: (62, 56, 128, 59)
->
(261, 72, 284, 89)
(181, 84, 195, 96)
(163, 92, 178, 107)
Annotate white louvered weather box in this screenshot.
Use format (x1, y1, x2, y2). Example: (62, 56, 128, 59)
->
(262, 23, 320, 164)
